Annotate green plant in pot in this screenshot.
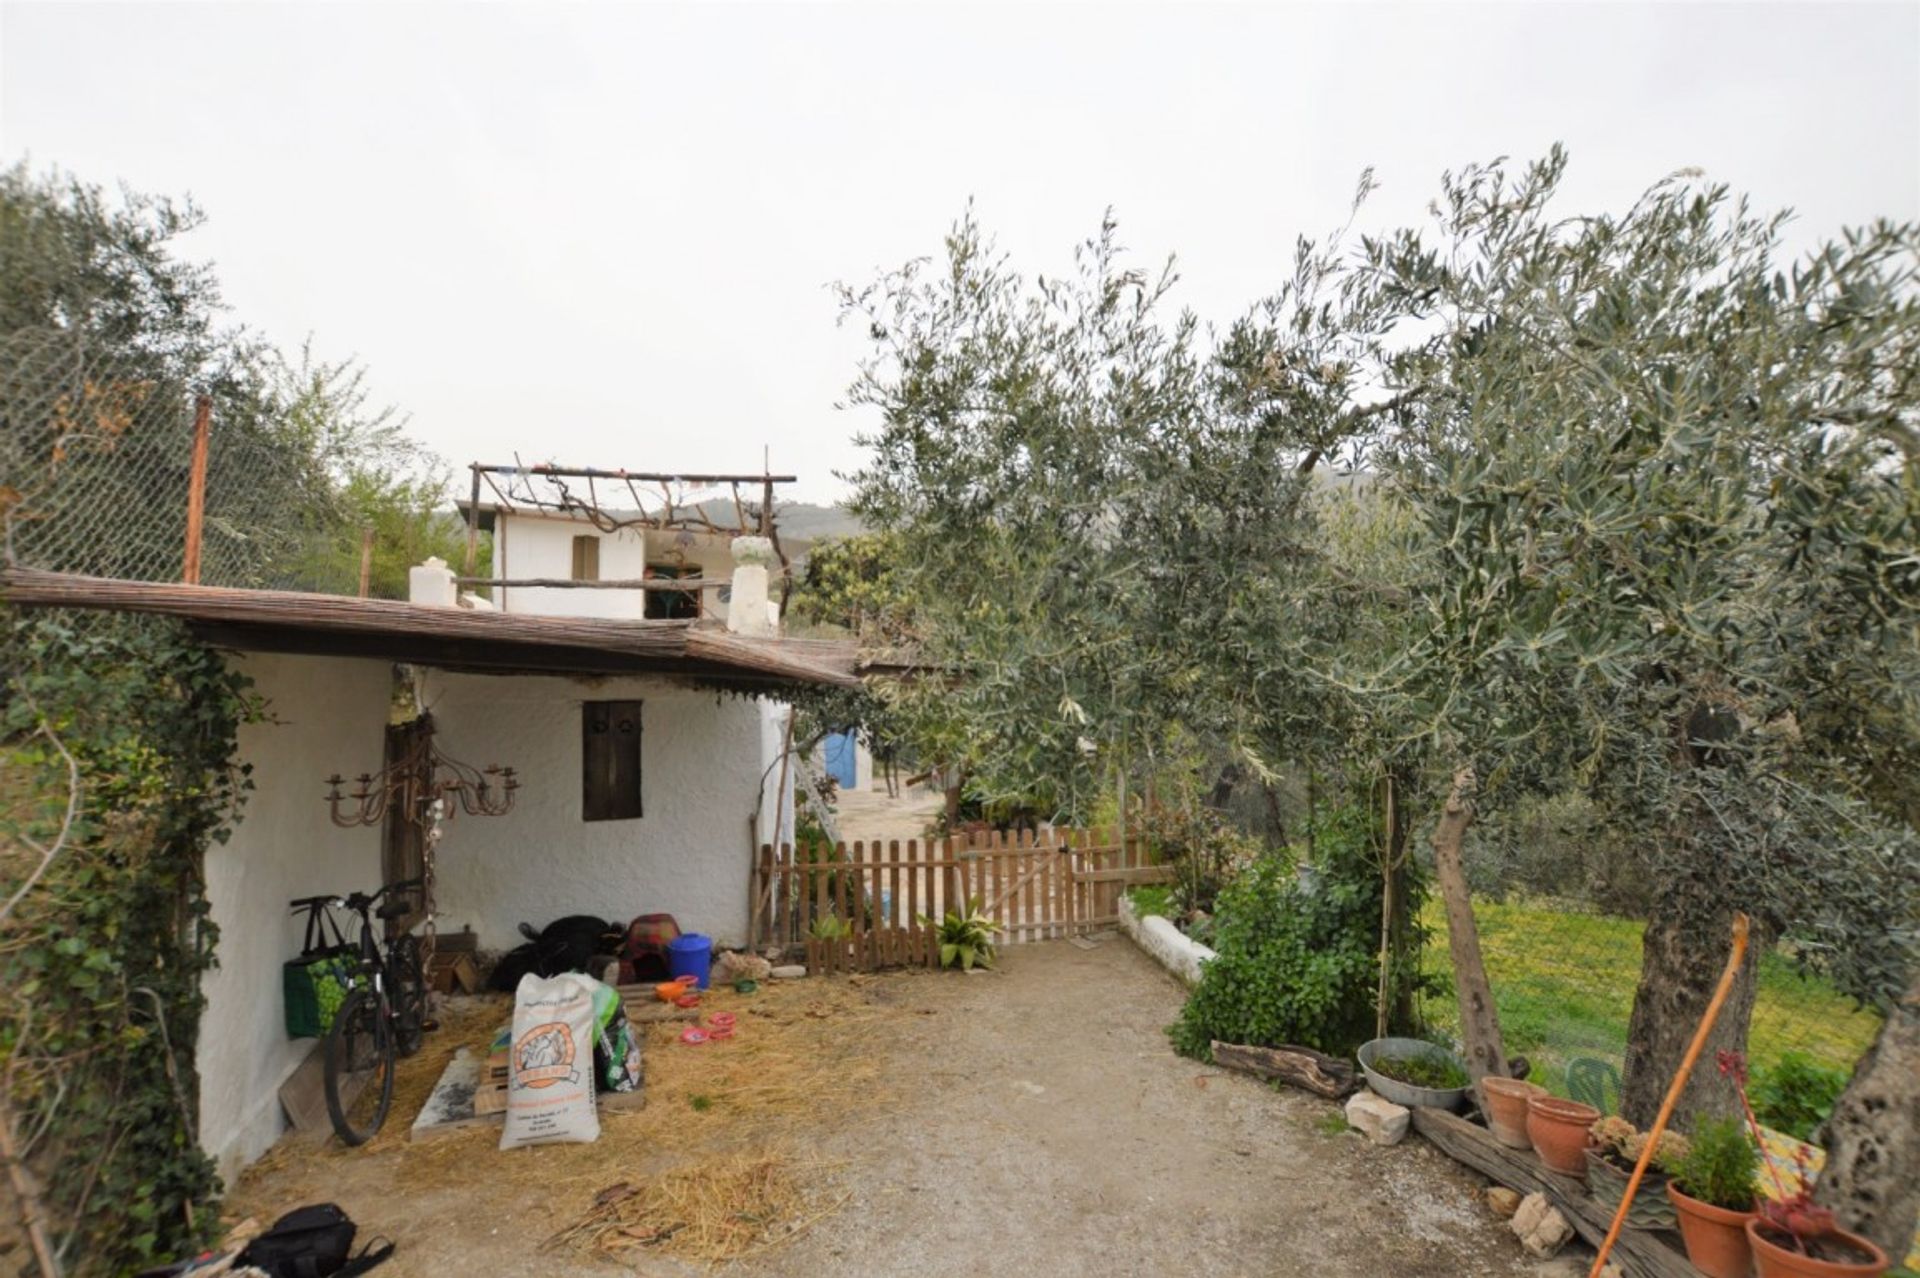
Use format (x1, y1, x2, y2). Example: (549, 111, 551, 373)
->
(920, 898, 999, 971)
(1667, 1116, 1761, 1278)
(1585, 1116, 1687, 1231)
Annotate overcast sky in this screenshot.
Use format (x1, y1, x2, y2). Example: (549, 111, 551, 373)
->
(4, 2, 1917, 503)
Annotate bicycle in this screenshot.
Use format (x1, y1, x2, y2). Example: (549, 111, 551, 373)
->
(287, 877, 430, 1145)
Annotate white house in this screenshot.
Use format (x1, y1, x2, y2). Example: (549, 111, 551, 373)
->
(1, 523, 858, 1179)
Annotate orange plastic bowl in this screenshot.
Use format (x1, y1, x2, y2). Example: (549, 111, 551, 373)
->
(654, 982, 684, 1002)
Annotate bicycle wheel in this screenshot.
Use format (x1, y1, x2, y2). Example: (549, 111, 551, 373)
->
(322, 985, 395, 1145)
(389, 935, 428, 1058)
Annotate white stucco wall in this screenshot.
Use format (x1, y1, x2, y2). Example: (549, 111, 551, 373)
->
(423, 670, 773, 950)
(493, 513, 733, 621)
(198, 653, 392, 1180)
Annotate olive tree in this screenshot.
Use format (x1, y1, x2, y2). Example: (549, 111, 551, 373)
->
(1343, 152, 1918, 1232)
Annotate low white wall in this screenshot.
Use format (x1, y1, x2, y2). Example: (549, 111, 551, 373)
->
(1117, 895, 1216, 989)
(198, 654, 392, 1180)
(425, 671, 768, 950)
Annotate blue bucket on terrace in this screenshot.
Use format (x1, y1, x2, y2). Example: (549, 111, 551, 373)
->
(667, 932, 713, 989)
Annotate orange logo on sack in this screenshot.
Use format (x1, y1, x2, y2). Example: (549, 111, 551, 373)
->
(511, 1022, 580, 1090)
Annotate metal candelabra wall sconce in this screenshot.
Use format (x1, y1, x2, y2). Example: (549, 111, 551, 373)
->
(323, 742, 520, 829)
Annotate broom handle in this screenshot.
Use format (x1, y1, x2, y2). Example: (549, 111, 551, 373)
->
(1588, 912, 1750, 1278)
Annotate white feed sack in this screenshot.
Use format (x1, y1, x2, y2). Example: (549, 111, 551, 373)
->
(500, 972, 601, 1149)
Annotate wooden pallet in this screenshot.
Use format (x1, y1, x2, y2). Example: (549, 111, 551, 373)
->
(410, 1047, 647, 1143)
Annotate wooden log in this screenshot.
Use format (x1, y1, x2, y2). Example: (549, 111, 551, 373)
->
(1408, 1106, 1703, 1278)
(452, 575, 740, 591)
(1210, 1041, 1358, 1099)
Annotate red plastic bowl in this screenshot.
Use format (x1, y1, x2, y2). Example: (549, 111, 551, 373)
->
(675, 992, 702, 1009)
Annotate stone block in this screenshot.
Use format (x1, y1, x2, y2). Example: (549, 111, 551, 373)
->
(1510, 1191, 1574, 1259)
(1343, 1089, 1411, 1146)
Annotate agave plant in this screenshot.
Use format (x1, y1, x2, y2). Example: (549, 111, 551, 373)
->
(920, 898, 1000, 971)
(808, 913, 852, 942)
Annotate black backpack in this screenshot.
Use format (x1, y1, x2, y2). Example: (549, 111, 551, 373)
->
(238, 1203, 392, 1278)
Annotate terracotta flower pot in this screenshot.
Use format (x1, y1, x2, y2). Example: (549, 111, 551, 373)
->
(1481, 1077, 1545, 1150)
(1525, 1095, 1600, 1176)
(1668, 1182, 1757, 1278)
(1747, 1218, 1891, 1278)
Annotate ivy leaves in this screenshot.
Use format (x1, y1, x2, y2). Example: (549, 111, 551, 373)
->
(3, 613, 255, 1272)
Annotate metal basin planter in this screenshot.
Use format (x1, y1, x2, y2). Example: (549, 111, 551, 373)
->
(1356, 1037, 1471, 1111)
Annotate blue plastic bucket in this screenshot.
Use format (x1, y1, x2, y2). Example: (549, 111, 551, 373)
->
(667, 932, 713, 989)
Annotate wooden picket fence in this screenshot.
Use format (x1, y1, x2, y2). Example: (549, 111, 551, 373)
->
(750, 827, 1172, 973)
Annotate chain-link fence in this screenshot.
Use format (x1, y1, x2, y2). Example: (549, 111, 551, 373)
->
(1419, 900, 1880, 1127)
(2, 327, 344, 600)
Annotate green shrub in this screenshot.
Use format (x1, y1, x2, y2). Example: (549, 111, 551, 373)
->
(1128, 884, 1175, 918)
(1170, 808, 1426, 1060)
(1749, 1051, 1848, 1143)
(1672, 1117, 1760, 1211)
(1139, 803, 1259, 915)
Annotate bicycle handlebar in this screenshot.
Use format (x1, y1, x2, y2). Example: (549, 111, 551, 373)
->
(288, 877, 425, 914)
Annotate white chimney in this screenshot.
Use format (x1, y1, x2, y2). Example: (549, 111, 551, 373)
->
(408, 556, 457, 607)
(728, 536, 775, 636)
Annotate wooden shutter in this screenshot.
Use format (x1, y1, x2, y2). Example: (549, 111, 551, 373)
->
(583, 700, 643, 821)
(571, 535, 600, 581)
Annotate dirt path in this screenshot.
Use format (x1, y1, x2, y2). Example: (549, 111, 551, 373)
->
(230, 939, 1564, 1277)
(829, 781, 944, 846)
(735, 937, 1550, 1278)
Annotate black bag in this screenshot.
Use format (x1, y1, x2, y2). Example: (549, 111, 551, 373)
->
(239, 1203, 392, 1278)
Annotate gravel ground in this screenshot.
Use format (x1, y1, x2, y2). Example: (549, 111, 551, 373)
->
(734, 935, 1554, 1278)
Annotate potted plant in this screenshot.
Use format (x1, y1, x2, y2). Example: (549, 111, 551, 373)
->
(1747, 1190, 1890, 1277)
(1717, 1050, 1891, 1278)
(1481, 1075, 1545, 1150)
(919, 898, 1000, 971)
(1355, 1037, 1472, 1111)
(1526, 1093, 1602, 1177)
(1667, 1116, 1761, 1278)
(1585, 1115, 1687, 1230)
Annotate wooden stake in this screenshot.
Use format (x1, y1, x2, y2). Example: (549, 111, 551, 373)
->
(1431, 765, 1510, 1088)
(182, 394, 211, 584)
(464, 465, 482, 577)
(1588, 913, 1751, 1278)
(357, 527, 375, 598)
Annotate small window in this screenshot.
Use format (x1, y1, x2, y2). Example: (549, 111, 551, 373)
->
(582, 700, 642, 821)
(571, 535, 600, 582)
(644, 564, 701, 620)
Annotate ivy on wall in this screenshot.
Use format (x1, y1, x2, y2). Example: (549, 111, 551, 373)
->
(2, 612, 258, 1275)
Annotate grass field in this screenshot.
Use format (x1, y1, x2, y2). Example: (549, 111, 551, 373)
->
(1418, 897, 1881, 1096)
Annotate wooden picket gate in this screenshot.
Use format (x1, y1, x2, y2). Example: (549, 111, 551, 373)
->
(750, 828, 1172, 973)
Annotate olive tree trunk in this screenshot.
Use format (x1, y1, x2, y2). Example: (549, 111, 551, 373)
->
(1619, 904, 1762, 1129)
(1430, 765, 1510, 1085)
(1815, 970, 1920, 1263)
